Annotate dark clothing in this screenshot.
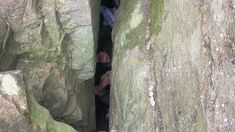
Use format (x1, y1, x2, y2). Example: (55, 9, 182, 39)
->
(96, 89, 110, 106)
(97, 27, 113, 52)
(95, 62, 111, 106)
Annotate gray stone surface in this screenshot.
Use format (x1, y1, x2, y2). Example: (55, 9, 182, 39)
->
(0, 70, 77, 132)
(111, 0, 235, 131)
(0, 0, 100, 130)
(0, 71, 32, 132)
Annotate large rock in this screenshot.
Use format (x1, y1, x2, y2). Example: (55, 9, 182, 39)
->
(0, 71, 32, 131)
(111, 0, 235, 131)
(0, 0, 99, 130)
(0, 70, 76, 132)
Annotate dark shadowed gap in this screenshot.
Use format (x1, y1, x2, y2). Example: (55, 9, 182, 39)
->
(95, 0, 119, 131)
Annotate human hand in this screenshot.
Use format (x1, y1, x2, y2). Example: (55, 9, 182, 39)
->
(98, 71, 111, 89)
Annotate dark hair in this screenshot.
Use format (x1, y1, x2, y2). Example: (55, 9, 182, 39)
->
(101, 0, 116, 8)
(102, 39, 113, 57)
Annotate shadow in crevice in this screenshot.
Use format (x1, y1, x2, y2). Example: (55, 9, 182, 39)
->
(95, 0, 119, 131)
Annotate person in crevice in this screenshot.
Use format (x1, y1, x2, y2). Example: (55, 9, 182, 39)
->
(95, 70, 111, 106)
(96, 51, 111, 64)
(95, 40, 112, 106)
(95, 0, 116, 129)
(95, 39, 112, 130)
(100, 0, 118, 28)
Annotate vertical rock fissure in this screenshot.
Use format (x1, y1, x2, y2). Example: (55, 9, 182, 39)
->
(145, 0, 165, 131)
(1, 0, 235, 131)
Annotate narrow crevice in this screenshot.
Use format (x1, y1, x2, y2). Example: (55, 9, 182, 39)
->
(95, 0, 119, 131)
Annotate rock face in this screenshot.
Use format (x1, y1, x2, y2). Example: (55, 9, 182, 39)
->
(0, 71, 76, 132)
(111, 0, 235, 131)
(0, 71, 31, 131)
(0, 0, 99, 131)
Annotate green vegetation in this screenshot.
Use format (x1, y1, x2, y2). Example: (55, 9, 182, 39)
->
(151, 0, 164, 35)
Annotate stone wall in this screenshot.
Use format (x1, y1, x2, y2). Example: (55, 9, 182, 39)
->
(0, 0, 100, 131)
(111, 0, 235, 131)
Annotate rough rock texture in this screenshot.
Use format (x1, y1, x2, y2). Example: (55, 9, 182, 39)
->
(111, 0, 235, 131)
(0, 0, 100, 131)
(0, 70, 76, 132)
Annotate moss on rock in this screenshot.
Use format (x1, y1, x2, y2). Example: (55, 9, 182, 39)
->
(26, 88, 77, 132)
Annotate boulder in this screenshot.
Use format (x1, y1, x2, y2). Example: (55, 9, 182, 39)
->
(0, 70, 32, 131)
(0, 0, 100, 130)
(0, 70, 77, 132)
